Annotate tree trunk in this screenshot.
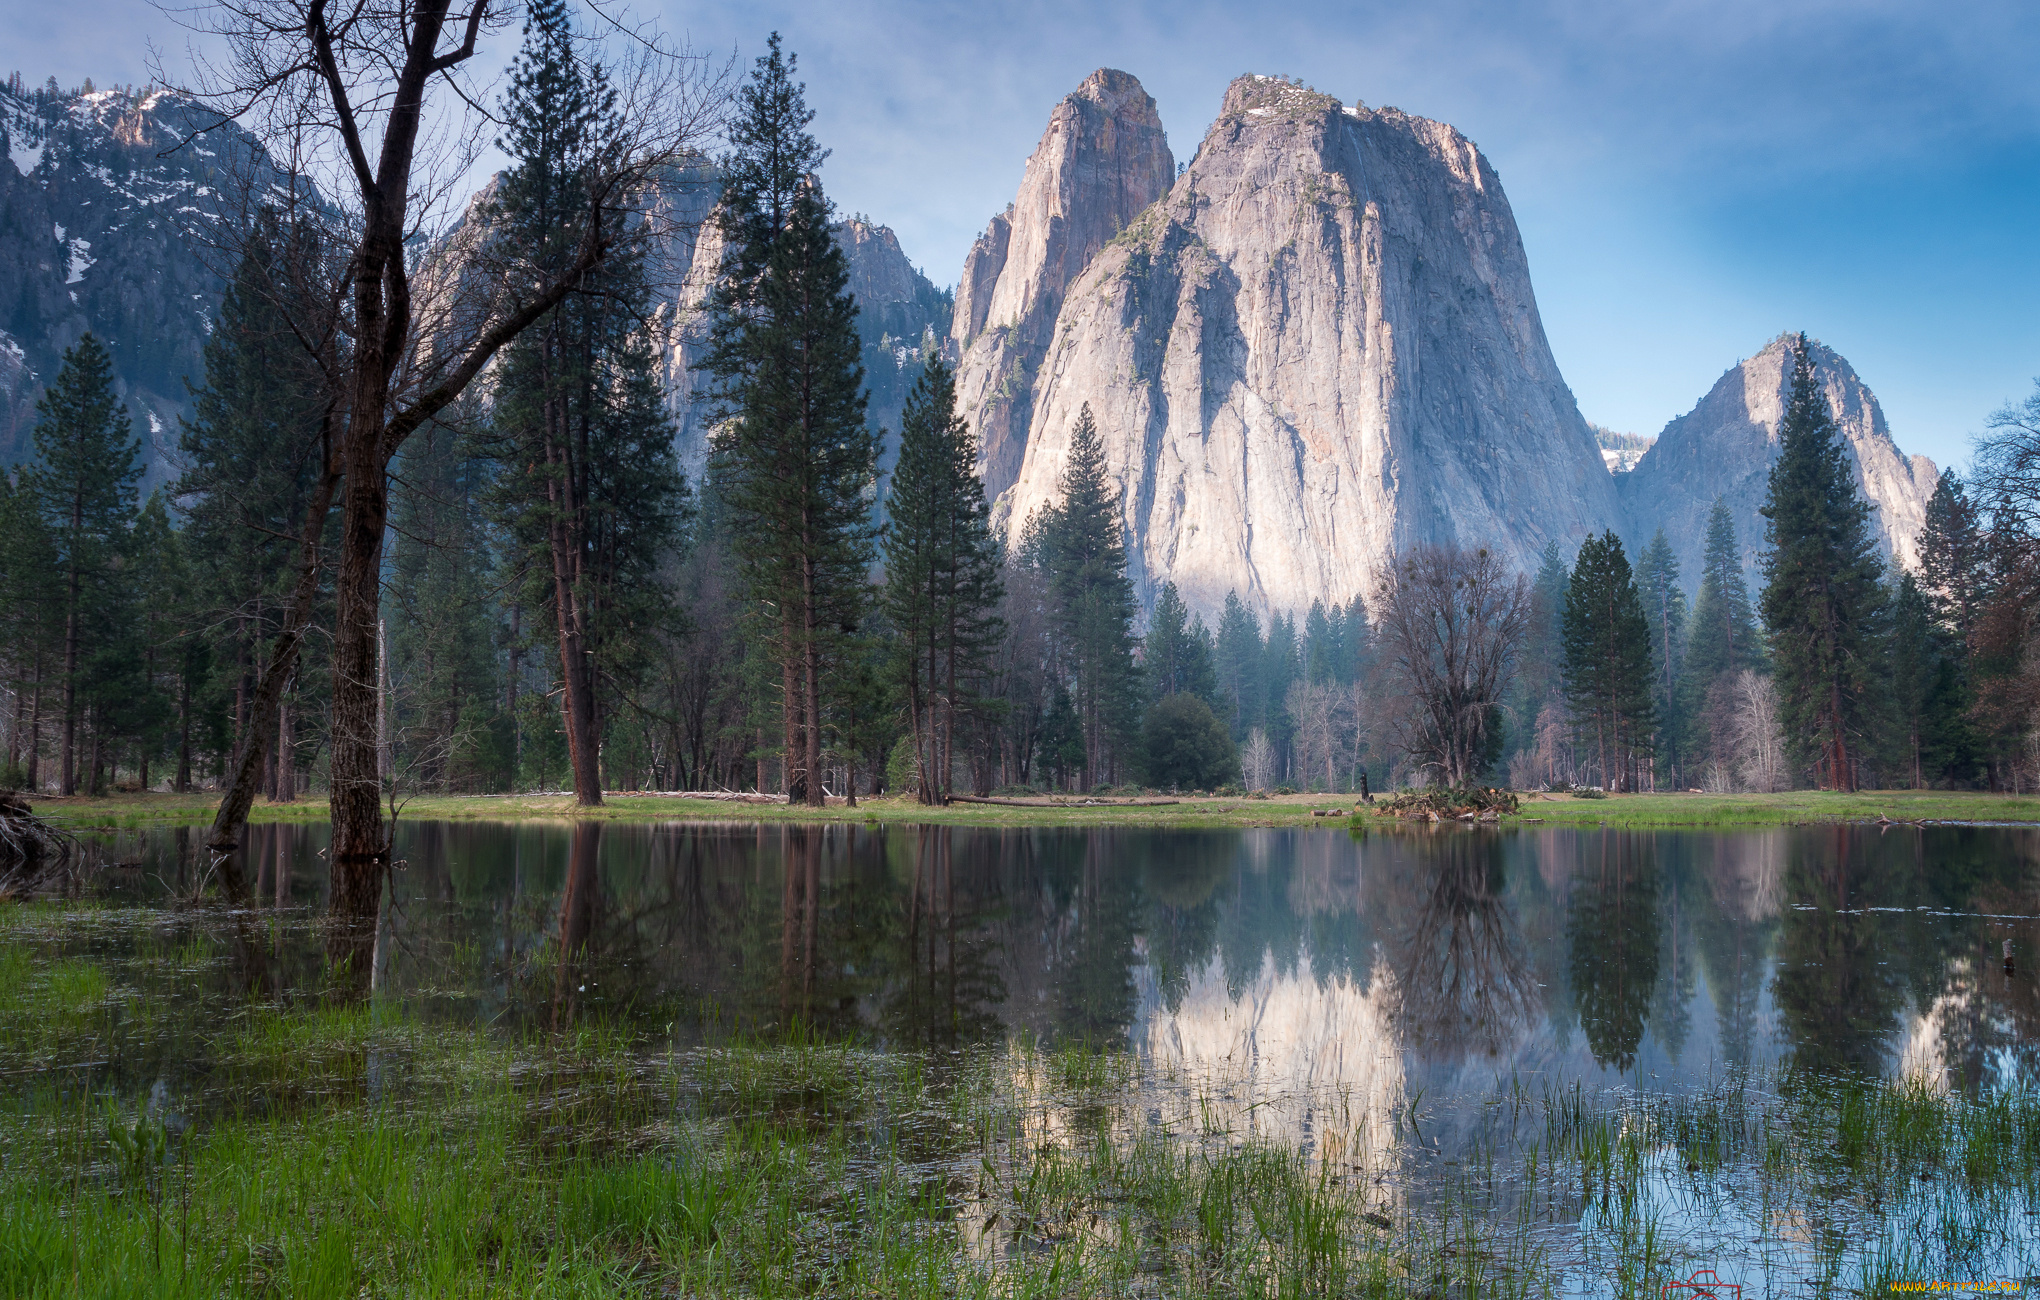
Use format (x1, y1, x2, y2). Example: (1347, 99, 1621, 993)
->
(329, 357, 396, 966)
(543, 394, 602, 807)
(802, 587, 824, 808)
(60, 547, 79, 797)
(25, 655, 42, 791)
(275, 694, 295, 803)
(210, 462, 338, 850)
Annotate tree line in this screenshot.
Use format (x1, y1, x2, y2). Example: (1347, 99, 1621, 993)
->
(7, 26, 2040, 817)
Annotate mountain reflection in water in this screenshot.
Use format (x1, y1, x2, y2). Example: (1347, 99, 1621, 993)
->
(116, 820, 2040, 1105)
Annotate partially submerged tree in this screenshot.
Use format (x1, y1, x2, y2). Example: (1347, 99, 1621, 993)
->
(170, 0, 725, 946)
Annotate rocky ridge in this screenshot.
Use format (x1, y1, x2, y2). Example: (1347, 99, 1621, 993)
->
(952, 68, 1175, 501)
(0, 79, 290, 480)
(1618, 334, 1939, 583)
(980, 73, 1619, 619)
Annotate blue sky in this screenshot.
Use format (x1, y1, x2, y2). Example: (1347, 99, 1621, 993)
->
(18, 0, 2039, 470)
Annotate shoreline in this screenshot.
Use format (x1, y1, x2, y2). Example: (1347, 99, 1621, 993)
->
(24, 787, 2040, 832)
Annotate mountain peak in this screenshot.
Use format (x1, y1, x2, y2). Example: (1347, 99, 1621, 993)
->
(1219, 73, 1342, 119)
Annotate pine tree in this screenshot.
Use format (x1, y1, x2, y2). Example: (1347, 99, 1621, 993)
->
(1915, 469, 1987, 643)
(22, 334, 141, 795)
(1144, 582, 1218, 706)
(177, 210, 336, 834)
(0, 475, 62, 788)
(486, 0, 689, 804)
(882, 354, 1005, 804)
(704, 36, 877, 806)
(391, 424, 512, 793)
(1503, 540, 1571, 780)
(1033, 404, 1141, 789)
(1634, 529, 1688, 784)
(1562, 531, 1655, 790)
(1261, 612, 1300, 784)
(1213, 591, 1263, 738)
(1758, 335, 1888, 790)
(1887, 571, 1937, 788)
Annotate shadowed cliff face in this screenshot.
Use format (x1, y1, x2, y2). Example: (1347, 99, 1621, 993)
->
(652, 195, 951, 485)
(951, 68, 1176, 503)
(989, 74, 1617, 622)
(0, 84, 292, 479)
(1618, 334, 1939, 585)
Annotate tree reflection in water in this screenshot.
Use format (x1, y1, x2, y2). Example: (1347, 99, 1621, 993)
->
(90, 819, 2040, 1098)
(1383, 829, 1538, 1056)
(1566, 833, 1660, 1072)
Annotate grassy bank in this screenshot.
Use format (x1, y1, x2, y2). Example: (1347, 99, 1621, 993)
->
(25, 786, 2040, 834)
(0, 904, 2033, 1296)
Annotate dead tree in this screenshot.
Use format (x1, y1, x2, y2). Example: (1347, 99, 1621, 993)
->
(165, 0, 726, 962)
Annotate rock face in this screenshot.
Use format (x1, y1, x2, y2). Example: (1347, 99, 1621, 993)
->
(0, 80, 288, 480)
(1619, 334, 1938, 585)
(649, 198, 950, 482)
(952, 69, 1175, 501)
(990, 74, 1618, 619)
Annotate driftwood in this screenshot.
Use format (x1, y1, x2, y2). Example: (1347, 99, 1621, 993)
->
(0, 793, 73, 895)
(609, 790, 785, 804)
(945, 794, 1181, 808)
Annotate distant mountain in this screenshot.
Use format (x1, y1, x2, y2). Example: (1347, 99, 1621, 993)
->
(1592, 424, 1655, 474)
(0, 78, 294, 483)
(961, 71, 1618, 619)
(1618, 334, 1938, 585)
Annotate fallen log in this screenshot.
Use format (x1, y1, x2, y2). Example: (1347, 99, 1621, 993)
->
(946, 794, 1181, 808)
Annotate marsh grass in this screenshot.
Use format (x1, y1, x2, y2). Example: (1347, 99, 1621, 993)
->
(0, 919, 2036, 1297)
(34, 787, 2040, 836)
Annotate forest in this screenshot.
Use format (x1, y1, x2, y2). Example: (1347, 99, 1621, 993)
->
(6, 13, 2040, 826)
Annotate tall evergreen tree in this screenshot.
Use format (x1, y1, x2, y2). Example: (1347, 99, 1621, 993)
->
(1887, 571, 1937, 788)
(486, 0, 686, 805)
(1915, 469, 1987, 644)
(0, 475, 62, 788)
(22, 334, 141, 794)
(1681, 499, 1763, 693)
(1562, 531, 1655, 790)
(1033, 404, 1141, 788)
(392, 424, 513, 793)
(882, 354, 1004, 804)
(1261, 612, 1301, 783)
(1213, 591, 1263, 738)
(704, 36, 878, 806)
(1144, 582, 1218, 706)
(1758, 335, 1888, 790)
(1634, 529, 1688, 784)
(177, 209, 337, 841)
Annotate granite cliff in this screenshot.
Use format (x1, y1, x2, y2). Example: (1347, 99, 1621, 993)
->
(977, 73, 1618, 619)
(1619, 334, 1938, 583)
(952, 68, 1175, 502)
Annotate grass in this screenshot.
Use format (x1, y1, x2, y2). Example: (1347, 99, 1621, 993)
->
(1, 911, 2037, 1296)
(27, 786, 2040, 834)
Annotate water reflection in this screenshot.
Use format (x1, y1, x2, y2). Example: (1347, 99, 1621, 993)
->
(98, 819, 2040, 1097)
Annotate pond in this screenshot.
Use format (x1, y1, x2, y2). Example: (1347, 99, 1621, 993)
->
(3, 820, 2036, 1297)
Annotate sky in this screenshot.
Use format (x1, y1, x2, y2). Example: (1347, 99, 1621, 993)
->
(16, 0, 2040, 471)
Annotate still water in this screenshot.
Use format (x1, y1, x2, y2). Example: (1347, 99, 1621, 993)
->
(78, 820, 2040, 1101)
(17, 820, 2040, 1294)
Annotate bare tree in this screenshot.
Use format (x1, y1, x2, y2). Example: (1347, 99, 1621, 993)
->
(1724, 669, 1787, 793)
(1370, 543, 1531, 788)
(161, 0, 726, 955)
(1241, 728, 1276, 792)
(1286, 679, 1350, 792)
